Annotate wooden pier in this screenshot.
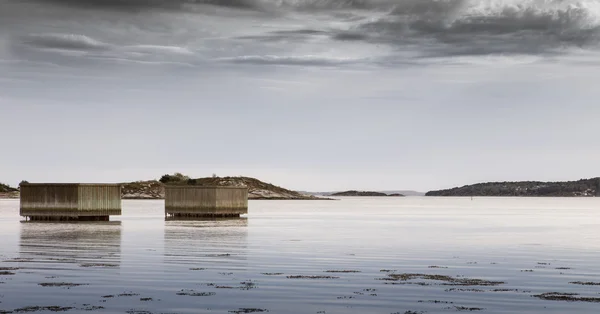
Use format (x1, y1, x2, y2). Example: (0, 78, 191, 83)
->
(20, 183, 121, 221)
(165, 186, 248, 218)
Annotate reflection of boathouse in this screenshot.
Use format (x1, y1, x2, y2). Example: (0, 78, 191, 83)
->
(20, 183, 121, 221)
(165, 186, 248, 218)
(18, 221, 122, 269)
(163, 218, 248, 269)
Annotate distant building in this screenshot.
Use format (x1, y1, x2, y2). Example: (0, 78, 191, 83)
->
(165, 186, 248, 218)
(20, 183, 121, 221)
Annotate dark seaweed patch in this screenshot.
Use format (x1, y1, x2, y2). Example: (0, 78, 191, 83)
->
(176, 290, 215, 297)
(286, 275, 339, 279)
(118, 292, 140, 297)
(239, 281, 257, 290)
(532, 292, 600, 302)
(189, 268, 206, 271)
(80, 305, 104, 311)
(570, 281, 600, 286)
(324, 270, 361, 273)
(13, 306, 73, 312)
(447, 306, 484, 311)
(38, 283, 88, 288)
(418, 300, 454, 304)
(261, 273, 283, 276)
(140, 298, 153, 301)
(79, 263, 118, 268)
(445, 288, 485, 292)
(428, 266, 448, 269)
(229, 309, 268, 313)
(0, 272, 15, 276)
(378, 273, 504, 286)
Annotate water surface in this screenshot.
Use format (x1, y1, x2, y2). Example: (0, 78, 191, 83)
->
(1, 197, 600, 313)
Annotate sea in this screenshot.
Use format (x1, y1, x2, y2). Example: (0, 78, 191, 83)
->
(0, 197, 599, 314)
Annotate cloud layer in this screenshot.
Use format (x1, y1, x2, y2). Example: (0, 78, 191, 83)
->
(2, 0, 600, 67)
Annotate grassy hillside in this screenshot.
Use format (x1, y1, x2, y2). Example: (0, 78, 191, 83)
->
(122, 174, 327, 200)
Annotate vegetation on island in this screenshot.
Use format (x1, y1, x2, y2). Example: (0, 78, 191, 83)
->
(425, 178, 600, 197)
(330, 190, 404, 197)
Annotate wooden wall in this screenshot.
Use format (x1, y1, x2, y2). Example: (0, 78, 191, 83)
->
(78, 184, 121, 216)
(165, 186, 248, 216)
(20, 183, 121, 217)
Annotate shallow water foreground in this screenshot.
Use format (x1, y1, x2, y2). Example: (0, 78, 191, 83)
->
(1, 197, 600, 314)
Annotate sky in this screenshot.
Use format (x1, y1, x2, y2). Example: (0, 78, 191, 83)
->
(1, 0, 600, 192)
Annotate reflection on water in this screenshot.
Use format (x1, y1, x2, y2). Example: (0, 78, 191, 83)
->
(18, 221, 122, 269)
(163, 217, 248, 270)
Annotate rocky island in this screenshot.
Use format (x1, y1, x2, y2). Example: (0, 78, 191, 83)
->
(330, 190, 404, 197)
(0, 182, 19, 199)
(426, 177, 600, 197)
(122, 173, 329, 200)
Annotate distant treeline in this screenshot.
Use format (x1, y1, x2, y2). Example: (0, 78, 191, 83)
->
(426, 178, 600, 197)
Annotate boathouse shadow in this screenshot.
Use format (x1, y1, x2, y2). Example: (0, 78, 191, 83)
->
(18, 221, 122, 269)
(163, 217, 248, 270)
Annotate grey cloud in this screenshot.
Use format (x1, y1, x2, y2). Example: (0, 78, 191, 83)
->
(22, 33, 110, 51)
(237, 29, 328, 42)
(17, 32, 198, 66)
(28, 0, 261, 11)
(332, 31, 369, 41)
(219, 55, 364, 66)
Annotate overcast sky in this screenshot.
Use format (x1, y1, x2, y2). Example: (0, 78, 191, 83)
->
(1, 0, 600, 192)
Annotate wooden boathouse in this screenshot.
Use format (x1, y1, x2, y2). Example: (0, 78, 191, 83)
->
(20, 183, 121, 221)
(165, 186, 248, 218)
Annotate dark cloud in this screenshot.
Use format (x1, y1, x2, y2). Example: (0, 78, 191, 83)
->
(332, 31, 368, 41)
(354, 0, 600, 56)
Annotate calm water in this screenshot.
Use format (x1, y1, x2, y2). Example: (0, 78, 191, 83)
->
(1, 197, 600, 314)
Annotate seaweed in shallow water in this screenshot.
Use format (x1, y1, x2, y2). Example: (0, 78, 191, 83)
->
(378, 273, 504, 286)
(13, 306, 74, 312)
(533, 292, 600, 302)
(570, 281, 600, 286)
(229, 309, 268, 313)
(176, 290, 216, 297)
(286, 275, 339, 279)
(38, 283, 88, 288)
